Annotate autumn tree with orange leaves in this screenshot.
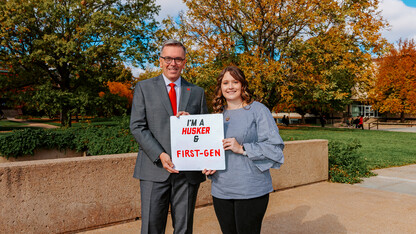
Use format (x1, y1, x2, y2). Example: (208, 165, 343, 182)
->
(97, 81, 134, 117)
(369, 39, 416, 122)
(153, 0, 388, 115)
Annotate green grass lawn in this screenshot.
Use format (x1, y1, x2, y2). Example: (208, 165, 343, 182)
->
(0, 117, 118, 136)
(26, 117, 118, 127)
(279, 127, 416, 170)
(0, 120, 29, 131)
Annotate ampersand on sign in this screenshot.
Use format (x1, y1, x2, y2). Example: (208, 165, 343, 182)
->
(194, 135, 199, 142)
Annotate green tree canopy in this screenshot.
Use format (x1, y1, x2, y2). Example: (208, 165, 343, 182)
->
(0, 0, 159, 126)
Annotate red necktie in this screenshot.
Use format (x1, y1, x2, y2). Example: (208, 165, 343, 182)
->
(169, 83, 177, 115)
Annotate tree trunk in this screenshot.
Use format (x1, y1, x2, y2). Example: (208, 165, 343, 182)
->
(400, 112, 405, 123)
(61, 107, 72, 127)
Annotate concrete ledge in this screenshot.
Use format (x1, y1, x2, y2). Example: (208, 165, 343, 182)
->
(0, 140, 328, 233)
(0, 154, 140, 233)
(271, 140, 328, 189)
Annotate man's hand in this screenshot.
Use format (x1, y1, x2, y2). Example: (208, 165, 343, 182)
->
(176, 111, 190, 117)
(159, 152, 179, 173)
(202, 169, 216, 175)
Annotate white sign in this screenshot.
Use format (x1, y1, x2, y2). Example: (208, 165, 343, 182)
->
(170, 114, 225, 171)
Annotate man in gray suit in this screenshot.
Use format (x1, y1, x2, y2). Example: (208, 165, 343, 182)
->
(130, 40, 208, 233)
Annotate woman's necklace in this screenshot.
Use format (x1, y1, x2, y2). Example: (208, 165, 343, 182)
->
(224, 102, 243, 121)
(225, 115, 230, 121)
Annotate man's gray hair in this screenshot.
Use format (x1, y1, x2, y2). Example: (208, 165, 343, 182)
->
(160, 39, 187, 56)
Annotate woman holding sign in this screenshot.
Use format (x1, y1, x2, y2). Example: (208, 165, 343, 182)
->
(203, 66, 284, 234)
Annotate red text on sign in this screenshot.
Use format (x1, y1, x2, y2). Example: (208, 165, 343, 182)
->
(177, 149, 221, 157)
(181, 127, 210, 135)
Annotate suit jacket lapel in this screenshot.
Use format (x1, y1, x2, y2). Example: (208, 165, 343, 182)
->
(179, 78, 191, 112)
(154, 75, 174, 116)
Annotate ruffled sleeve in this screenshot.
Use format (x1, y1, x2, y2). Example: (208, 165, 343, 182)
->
(243, 103, 284, 172)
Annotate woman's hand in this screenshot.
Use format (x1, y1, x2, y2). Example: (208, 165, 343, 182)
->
(223, 138, 244, 155)
(202, 169, 216, 175)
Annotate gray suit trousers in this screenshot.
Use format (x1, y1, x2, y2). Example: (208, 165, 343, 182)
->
(140, 173, 200, 234)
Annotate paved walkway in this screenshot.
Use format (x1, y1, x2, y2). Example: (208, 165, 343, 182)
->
(81, 165, 416, 234)
(378, 127, 416, 133)
(355, 164, 416, 196)
(5, 118, 58, 129)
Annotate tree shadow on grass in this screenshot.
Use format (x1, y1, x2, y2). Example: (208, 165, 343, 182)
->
(263, 205, 347, 234)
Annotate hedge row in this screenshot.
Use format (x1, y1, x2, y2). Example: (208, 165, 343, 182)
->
(0, 118, 139, 158)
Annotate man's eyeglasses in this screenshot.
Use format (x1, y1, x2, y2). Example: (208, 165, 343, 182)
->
(160, 56, 185, 65)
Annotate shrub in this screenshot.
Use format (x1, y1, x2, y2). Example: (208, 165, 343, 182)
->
(328, 139, 375, 184)
(0, 128, 78, 158)
(0, 128, 44, 158)
(72, 125, 139, 155)
(0, 116, 139, 158)
(43, 129, 77, 151)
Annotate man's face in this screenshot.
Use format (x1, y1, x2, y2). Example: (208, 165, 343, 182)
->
(159, 46, 186, 82)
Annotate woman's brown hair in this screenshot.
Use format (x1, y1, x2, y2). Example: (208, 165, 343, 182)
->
(212, 66, 252, 113)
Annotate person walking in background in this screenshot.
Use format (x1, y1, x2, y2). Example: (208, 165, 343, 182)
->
(204, 66, 284, 234)
(348, 117, 353, 128)
(282, 115, 289, 126)
(353, 117, 359, 128)
(130, 40, 208, 234)
(359, 115, 364, 130)
(320, 114, 327, 127)
(345, 117, 351, 128)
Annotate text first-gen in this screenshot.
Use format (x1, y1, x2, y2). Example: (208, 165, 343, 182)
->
(177, 149, 221, 157)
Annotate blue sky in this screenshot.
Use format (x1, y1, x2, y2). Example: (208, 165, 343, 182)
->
(379, 0, 416, 43)
(401, 0, 416, 7)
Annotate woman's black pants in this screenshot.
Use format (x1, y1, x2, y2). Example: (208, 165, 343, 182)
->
(212, 193, 269, 234)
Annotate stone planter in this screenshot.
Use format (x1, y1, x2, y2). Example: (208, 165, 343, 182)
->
(0, 140, 328, 233)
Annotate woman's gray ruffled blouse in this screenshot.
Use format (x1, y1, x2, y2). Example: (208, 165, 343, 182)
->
(210, 101, 285, 199)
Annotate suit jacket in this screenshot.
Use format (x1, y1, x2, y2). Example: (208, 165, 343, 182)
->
(130, 75, 208, 184)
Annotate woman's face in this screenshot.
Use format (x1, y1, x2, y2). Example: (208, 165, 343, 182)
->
(221, 72, 243, 102)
